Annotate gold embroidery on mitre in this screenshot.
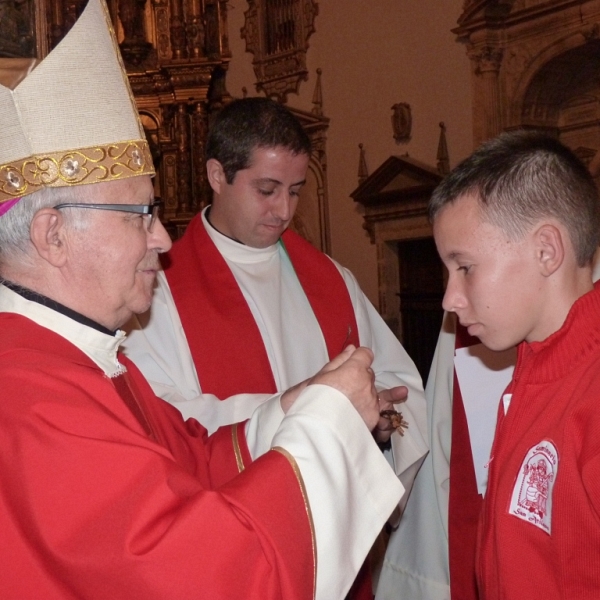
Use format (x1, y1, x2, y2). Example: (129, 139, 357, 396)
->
(0, 140, 154, 202)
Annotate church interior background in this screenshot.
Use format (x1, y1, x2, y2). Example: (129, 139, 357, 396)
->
(3, 0, 600, 380)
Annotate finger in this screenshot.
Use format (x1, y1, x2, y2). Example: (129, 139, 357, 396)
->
(378, 385, 409, 405)
(378, 396, 395, 412)
(344, 346, 374, 369)
(376, 415, 395, 432)
(319, 344, 356, 374)
(373, 423, 394, 443)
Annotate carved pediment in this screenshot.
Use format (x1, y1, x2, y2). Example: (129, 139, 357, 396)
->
(511, 0, 565, 10)
(350, 155, 441, 207)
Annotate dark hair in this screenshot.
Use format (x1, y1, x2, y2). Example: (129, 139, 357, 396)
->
(429, 130, 600, 266)
(206, 97, 312, 184)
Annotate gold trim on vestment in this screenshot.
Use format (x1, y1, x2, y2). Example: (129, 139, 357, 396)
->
(272, 446, 317, 600)
(232, 424, 245, 473)
(0, 140, 154, 202)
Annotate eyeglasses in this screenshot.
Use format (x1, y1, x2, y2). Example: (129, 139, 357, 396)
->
(53, 200, 163, 233)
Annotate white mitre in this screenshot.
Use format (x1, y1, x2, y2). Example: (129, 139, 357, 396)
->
(0, 0, 153, 205)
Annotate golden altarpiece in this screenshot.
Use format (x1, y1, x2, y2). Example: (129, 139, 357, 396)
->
(0, 0, 329, 245)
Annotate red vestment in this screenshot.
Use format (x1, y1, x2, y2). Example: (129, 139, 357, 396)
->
(0, 313, 314, 599)
(448, 324, 482, 599)
(162, 215, 360, 397)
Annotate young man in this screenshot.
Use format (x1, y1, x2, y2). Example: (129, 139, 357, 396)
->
(0, 1, 404, 597)
(430, 130, 600, 599)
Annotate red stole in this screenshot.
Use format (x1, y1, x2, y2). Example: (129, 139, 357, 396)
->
(162, 214, 360, 398)
(448, 323, 483, 600)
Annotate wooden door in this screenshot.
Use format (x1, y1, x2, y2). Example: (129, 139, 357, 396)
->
(398, 237, 445, 384)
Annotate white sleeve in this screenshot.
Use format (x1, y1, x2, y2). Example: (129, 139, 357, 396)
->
(333, 261, 429, 509)
(271, 383, 405, 600)
(122, 271, 278, 435)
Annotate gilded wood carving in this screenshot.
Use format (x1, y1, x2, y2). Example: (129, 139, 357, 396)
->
(241, 0, 318, 102)
(2, 0, 330, 245)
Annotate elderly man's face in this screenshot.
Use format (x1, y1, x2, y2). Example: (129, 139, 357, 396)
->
(67, 176, 171, 330)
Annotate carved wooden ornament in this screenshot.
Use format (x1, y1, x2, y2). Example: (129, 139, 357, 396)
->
(391, 102, 412, 143)
(241, 0, 319, 102)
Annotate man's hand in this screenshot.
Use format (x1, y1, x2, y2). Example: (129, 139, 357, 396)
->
(280, 347, 410, 439)
(307, 345, 380, 431)
(373, 386, 408, 443)
(280, 344, 361, 413)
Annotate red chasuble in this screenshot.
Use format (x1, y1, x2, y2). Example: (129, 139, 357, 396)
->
(0, 313, 315, 599)
(448, 324, 483, 600)
(163, 214, 360, 397)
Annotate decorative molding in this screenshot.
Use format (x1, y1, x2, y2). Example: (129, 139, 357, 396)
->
(351, 155, 443, 348)
(311, 67, 323, 116)
(287, 105, 331, 253)
(474, 46, 504, 73)
(391, 102, 412, 144)
(0, 0, 38, 58)
(241, 0, 318, 102)
(456, 0, 600, 156)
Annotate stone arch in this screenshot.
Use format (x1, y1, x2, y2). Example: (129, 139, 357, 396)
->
(509, 37, 600, 180)
(508, 33, 600, 128)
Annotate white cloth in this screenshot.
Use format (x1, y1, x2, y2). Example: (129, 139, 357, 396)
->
(123, 211, 428, 504)
(376, 312, 455, 600)
(1, 282, 404, 600)
(0, 284, 126, 377)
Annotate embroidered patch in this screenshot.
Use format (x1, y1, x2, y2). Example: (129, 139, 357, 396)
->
(508, 440, 558, 534)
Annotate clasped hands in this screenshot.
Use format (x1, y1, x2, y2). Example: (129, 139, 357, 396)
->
(281, 345, 407, 443)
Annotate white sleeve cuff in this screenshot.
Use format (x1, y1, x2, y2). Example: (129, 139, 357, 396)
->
(272, 384, 404, 600)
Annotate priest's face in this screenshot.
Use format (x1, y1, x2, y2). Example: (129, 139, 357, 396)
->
(66, 176, 172, 330)
(207, 145, 310, 248)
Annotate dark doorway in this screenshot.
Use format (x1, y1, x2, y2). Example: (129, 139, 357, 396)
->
(398, 237, 445, 384)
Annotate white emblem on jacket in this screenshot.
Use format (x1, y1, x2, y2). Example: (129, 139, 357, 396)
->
(508, 440, 558, 534)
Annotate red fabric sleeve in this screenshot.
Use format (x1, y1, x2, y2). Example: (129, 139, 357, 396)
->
(206, 421, 254, 487)
(0, 317, 315, 600)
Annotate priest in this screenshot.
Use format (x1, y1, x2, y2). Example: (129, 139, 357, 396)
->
(124, 96, 429, 598)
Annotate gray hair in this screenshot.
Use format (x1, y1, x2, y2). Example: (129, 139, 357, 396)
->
(0, 185, 97, 268)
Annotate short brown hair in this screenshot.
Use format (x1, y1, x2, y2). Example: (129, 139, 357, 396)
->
(429, 130, 600, 266)
(206, 98, 312, 184)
